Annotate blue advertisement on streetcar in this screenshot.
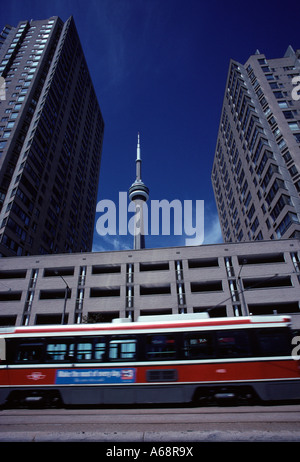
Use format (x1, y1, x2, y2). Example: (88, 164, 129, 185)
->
(55, 368, 136, 384)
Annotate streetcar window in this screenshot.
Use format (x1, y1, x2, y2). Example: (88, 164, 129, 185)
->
(109, 337, 136, 361)
(94, 340, 106, 360)
(46, 340, 75, 361)
(256, 328, 291, 357)
(77, 342, 93, 360)
(183, 332, 214, 359)
(146, 334, 177, 360)
(216, 330, 251, 358)
(76, 337, 106, 361)
(16, 343, 44, 363)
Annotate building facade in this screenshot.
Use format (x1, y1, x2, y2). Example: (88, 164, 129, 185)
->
(0, 16, 104, 257)
(212, 46, 300, 243)
(0, 238, 299, 328)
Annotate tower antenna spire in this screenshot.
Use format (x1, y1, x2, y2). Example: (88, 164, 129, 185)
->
(136, 132, 142, 181)
(128, 132, 149, 250)
(137, 132, 141, 161)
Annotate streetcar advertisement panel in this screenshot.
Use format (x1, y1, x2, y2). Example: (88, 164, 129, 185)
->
(55, 368, 136, 384)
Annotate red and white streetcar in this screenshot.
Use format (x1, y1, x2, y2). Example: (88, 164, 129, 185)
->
(0, 313, 299, 407)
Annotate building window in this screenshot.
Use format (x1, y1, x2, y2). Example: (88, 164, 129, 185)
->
(251, 217, 259, 233)
(283, 111, 294, 119)
(243, 276, 292, 290)
(0, 316, 17, 327)
(140, 284, 171, 296)
(191, 281, 223, 293)
(276, 212, 300, 238)
(283, 151, 292, 163)
(270, 195, 292, 221)
(273, 91, 284, 99)
(261, 164, 279, 190)
(265, 179, 286, 206)
(92, 264, 121, 274)
(289, 122, 299, 131)
(0, 269, 27, 279)
(247, 204, 255, 220)
(248, 301, 299, 315)
(43, 267, 74, 277)
(294, 133, 300, 143)
(90, 287, 120, 297)
(40, 289, 71, 300)
(0, 291, 22, 301)
(289, 165, 298, 177)
(140, 261, 169, 272)
(188, 258, 219, 268)
(237, 229, 244, 241)
(278, 101, 288, 108)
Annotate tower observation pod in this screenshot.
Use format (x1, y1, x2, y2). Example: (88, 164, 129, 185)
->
(128, 133, 149, 250)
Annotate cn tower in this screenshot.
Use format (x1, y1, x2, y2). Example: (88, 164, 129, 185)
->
(128, 133, 149, 250)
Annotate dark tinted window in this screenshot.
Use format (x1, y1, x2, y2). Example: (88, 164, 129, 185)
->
(146, 334, 177, 360)
(256, 328, 291, 357)
(16, 342, 44, 363)
(183, 332, 215, 359)
(216, 330, 252, 358)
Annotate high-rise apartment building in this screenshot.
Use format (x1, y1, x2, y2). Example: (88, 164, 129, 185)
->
(0, 16, 104, 257)
(212, 46, 300, 243)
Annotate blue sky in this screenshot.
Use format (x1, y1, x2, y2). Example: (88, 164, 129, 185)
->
(1, 0, 300, 251)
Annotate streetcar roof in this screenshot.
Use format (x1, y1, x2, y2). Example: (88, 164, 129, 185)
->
(0, 315, 291, 337)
